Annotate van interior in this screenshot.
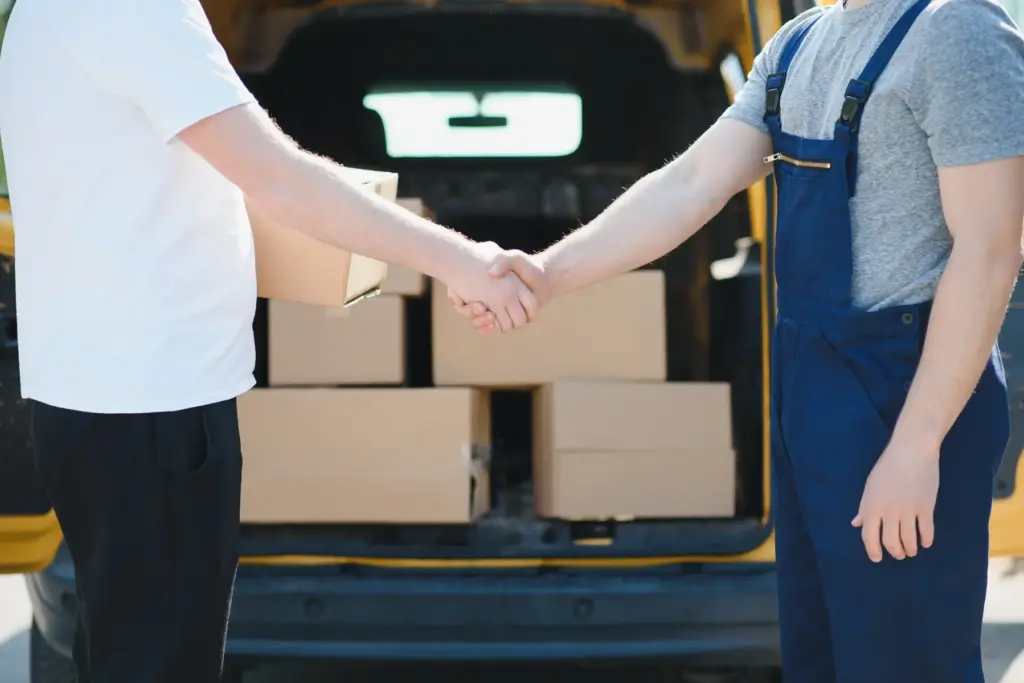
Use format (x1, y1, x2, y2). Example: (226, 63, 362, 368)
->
(225, 0, 778, 562)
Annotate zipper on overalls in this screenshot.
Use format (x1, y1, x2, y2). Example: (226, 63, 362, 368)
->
(763, 153, 832, 170)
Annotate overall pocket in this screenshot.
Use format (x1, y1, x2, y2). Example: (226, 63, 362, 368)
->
(813, 328, 920, 434)
(780, 327, 897, 482)
(772, 159, 850, 299)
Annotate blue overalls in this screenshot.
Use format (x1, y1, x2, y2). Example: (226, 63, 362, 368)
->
(765, 2, 1010, 682)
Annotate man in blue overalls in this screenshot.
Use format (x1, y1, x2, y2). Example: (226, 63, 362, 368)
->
(449, 0, 1024, 679)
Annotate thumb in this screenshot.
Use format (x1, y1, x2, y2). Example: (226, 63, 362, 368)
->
(489, 251, 541, 292)
(851, 515, 862, 527)
(488, 252, 517, 278)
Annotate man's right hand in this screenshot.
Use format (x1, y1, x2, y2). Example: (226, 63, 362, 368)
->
(448, 250, 552, 334)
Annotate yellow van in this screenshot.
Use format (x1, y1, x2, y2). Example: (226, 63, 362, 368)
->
(2, 1, 1024, 682)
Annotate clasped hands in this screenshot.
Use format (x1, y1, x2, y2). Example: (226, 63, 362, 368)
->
(447, 241, 551, 333)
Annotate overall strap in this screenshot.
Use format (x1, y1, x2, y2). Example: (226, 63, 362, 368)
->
(763, 15, 823, 129)
(779, 16, 820, 74)
(836, 0, 930, 135)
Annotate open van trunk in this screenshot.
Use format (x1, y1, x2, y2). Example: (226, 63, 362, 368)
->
(233, 2, 773, 561)
(5, 0, 1024, 580)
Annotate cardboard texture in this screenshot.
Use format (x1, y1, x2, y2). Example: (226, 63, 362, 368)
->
(249, 167, 398, 308)
(268, 295, 405, 386)
(432, 270, 668, 387)
(237, 388, 491, 524)
(380, 198, 429, 296)
(534, 380, 735, 520)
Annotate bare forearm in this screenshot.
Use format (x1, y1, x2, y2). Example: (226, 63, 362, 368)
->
(178, 103, 477, 283)
(894, 243, 1022, 451)
(540, 163, 723, 297)
(253, 151, 474, 283)
(537, 119, 772, 297)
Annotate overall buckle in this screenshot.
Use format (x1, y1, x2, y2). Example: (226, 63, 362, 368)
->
(763, 73, 786, 122)
(838, 79, 872, 133)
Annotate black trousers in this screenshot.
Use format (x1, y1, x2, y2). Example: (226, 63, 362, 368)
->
(30, 398, 243, 683)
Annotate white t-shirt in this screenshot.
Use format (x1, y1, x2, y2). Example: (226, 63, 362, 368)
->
(0, 0, 258, 414)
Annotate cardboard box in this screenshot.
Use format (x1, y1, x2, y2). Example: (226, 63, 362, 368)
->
(379, 198, 429, 297)
(268, 295, 405, 386)
(432, 270, 667, 387)
(249, 167, 398, 308)
(238, 388, 491, 524)
(533, 380, 735, 519)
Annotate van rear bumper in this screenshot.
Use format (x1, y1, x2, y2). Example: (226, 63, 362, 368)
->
(28, 546, 780, 665)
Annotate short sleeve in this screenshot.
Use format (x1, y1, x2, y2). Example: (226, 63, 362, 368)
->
(48, 0, 256, 143)
(907, 0, 1024, 167)
(720, 8, 825, 135)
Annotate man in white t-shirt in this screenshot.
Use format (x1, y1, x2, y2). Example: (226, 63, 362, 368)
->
(0, 0, 534, 681)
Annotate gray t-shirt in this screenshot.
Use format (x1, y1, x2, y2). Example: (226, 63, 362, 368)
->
(723, 0, 1024, 310)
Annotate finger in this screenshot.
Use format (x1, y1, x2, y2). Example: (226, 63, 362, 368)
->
(918, 512, 935, 550)
(488, 254, 514, 279)
(861, 515, 884, 563)
(513, 279, 540, 322)
(881, 514, 906, 560)
(900, 515, 918, 558)
(490, 251, 540, 290)
(472, 312, 497, 330)
(493, 307, 514, 333)
(448, 288, 466, 307)
(463, 302, 489, 318)
(478, 241, 502, 258)
(506, 300, 528, 329)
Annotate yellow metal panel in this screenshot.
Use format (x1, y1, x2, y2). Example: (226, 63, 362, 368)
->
(0, 196, 58, 574)
(239, 540, 779, 569)
(0, 197, 12, 258)
(0, 512, 63, 574)
(990, 458, 1024, 556)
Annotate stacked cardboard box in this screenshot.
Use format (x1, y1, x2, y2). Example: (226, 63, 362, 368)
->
(268, 296, 405, 386)
(241, 186, 491, 524)
(431, 268, 736, 520)
(238, 388, 490, 524)
(266, 197, 429, 387)
(534, 381, 735, 519)
(431, 270, 668, 386)
(242, 168, 736, 524)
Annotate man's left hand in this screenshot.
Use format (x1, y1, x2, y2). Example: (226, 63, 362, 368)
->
(852, 438, 940, 563)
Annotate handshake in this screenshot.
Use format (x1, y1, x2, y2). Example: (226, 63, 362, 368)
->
(445, 240, 554, 335)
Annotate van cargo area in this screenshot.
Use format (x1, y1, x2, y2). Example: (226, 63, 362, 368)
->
(235, 5, 770, 561)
